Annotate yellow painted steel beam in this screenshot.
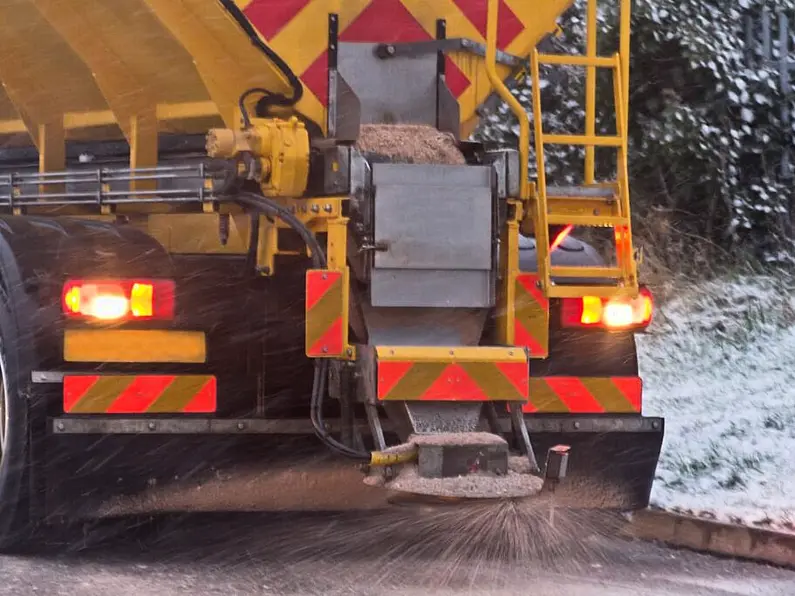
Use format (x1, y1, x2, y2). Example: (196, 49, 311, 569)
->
(537, 54, 615, 67)
(0, 101, 220, 136)
(141, 0, 296, 128)
(550, 266, 624, 279)
(546, 285, 638, 299)
(0, 0, 110, 171)
(31, 0, 162, 181)
(585, 0, 598, 185)
(485, 0, 528, 200)
(30, 0, 215, 185)
(37, 122, 66, 183)
(543, 134, 624, 147)
(546, 214, 628, 227)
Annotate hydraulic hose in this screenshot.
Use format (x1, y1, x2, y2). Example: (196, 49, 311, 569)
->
(218, 2, 325, 137)
(230, 192, 420, 466)
(229, 192, 372, 462)
(217, 0, 303, 108)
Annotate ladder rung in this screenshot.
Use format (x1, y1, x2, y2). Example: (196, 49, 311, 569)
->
(543, 134, 624, 147)
(550, 266, 623, 279)
(536, 54, 616, 68)
(547, 285, 639, 299)
(547, 185, 616, 199)
(547, 214, 628, 227)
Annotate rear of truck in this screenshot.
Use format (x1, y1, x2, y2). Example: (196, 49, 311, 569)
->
(0, 0, 663, 549)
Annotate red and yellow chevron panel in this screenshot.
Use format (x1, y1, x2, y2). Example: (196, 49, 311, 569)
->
(523, 376, 642, 414)
(375, 346, 529, 401)
(63, 375, 217, 414)
(241, 0, 571, 134)
(514, 273, 549, 358)
(305, 268, 349, 357)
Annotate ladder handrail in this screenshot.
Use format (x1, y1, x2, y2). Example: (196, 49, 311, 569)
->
(529, 44, 638, 298)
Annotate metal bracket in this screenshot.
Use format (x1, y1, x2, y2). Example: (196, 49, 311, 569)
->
(375, 38, 528, 69)
(509, 402, 539, 473)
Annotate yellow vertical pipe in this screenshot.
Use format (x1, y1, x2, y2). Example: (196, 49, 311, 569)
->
(498, 218, 520, 344)
(620, 0, 631, 132)
(585, 0, 598, 185)
(530, 50, 551, 292)
(484, 0, 529, 200)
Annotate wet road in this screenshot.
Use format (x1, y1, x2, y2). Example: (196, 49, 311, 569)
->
(13, 451, 795, 595)
(1, 507, 793, 595)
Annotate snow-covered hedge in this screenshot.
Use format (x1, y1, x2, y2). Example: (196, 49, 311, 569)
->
(473, 0, 795, 267)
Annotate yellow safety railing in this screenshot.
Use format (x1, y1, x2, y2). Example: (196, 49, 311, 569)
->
(525, 0, 638, 299)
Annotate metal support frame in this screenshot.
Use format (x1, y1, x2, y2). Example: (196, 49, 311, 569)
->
(0, 164, 213, 213)
(375, 38, 528, 69)
(34, 0, 161, 185)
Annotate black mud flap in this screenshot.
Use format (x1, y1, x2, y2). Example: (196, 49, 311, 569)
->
(524, 415, 664, 511)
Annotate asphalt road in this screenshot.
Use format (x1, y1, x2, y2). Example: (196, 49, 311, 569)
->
(2, 505, 793, 595)
(14, 449, 795, 595)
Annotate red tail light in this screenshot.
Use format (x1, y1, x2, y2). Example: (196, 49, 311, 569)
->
(561, 287, 653, 331)
(62, 279, 175, 321)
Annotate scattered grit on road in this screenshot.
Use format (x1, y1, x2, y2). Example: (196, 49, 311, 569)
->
(3, 464, 794, 596)
(2, 509, 795, 596)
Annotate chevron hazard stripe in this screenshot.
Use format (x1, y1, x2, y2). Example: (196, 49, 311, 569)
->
(514, 273, 549, 358)
(523, 376, 642, 414)
(376, 346, 529, 402)
(305, 269, 348, 358)
(241, 0, 548, 133)
(63, 375, 217, 414)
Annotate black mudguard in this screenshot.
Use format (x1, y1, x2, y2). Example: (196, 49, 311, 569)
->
(518, 233, 663, 511)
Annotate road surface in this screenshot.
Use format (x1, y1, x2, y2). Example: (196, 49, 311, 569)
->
(2, 509, 793, 595)
(16, 447, 795, 595)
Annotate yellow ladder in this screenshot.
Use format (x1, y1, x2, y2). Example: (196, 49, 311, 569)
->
(529, 50, 638, 299)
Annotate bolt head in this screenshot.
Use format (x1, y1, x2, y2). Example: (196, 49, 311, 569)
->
(57, 422, 65, 431)
(148, 422, 156, 431)
(237, 422, 246, 431)
(573, 421, 581, 430)
(322, 346, 329, 353)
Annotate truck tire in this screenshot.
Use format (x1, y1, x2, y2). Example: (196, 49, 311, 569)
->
(0, 286, 39, 552)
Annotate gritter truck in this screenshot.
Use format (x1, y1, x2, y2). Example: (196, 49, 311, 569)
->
(0, 0, 663, 549)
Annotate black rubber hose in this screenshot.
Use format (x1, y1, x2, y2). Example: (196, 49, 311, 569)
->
(217, 0, 303, 108)
(233, 192, 325, 268)
(310, 360, 369, 461)
(229, 192, 370, 461)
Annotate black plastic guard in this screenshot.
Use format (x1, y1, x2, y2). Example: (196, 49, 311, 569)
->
(524, 415, 664, 511)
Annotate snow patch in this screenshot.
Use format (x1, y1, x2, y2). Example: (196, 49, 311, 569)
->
(639, 275, 795, 530)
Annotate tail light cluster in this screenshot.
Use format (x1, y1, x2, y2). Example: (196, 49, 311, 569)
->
(62, 279, 175, 321)
(561, 287, 653, 331)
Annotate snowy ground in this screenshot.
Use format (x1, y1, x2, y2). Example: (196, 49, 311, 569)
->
(638, 274, 795, 531)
